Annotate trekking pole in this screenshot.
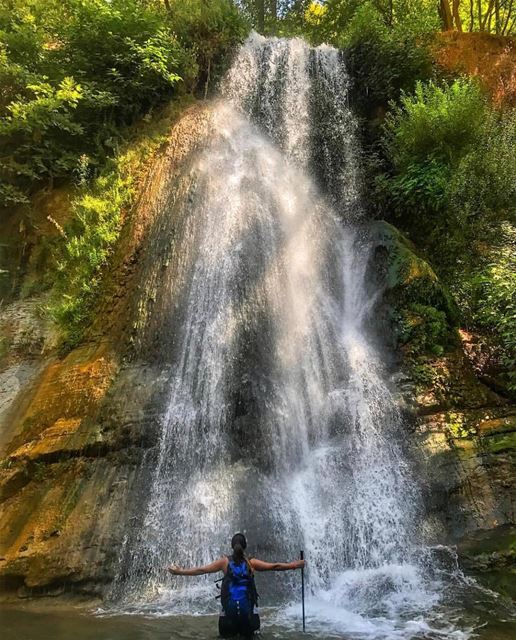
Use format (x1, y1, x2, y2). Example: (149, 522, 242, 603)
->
(300, 550, 306, 632)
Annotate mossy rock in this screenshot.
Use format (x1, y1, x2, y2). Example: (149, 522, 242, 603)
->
(370, 221, 459, 358)
(371, 221, 458, 319)
(482, 429, 516, 455)
(458, 525, 516, 599)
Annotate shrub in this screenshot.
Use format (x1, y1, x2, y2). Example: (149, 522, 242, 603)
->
(378, 78, 491, 265)
(379, 78, 515, 266)
(378, 76, 516, 390)
(0, 0, 246, 207)
(47, 98, 192, 346)
(0, 76, 84, 205)
(450, 108, 516, 226)
(383, 78, 487, 169)
(467, 224, 516, 391)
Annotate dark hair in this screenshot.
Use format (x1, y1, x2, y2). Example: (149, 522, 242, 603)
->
(231, 532, 247, 563)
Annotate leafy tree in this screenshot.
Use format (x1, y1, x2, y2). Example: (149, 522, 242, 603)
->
(0, 0, 246, 207)
(166, 0, 247, 97)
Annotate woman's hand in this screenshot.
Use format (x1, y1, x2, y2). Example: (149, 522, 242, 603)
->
(293, 559, 305, 570)
(168, 565, 184, 575)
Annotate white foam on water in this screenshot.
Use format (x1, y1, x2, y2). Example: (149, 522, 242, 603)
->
(277, 567, 472, 640)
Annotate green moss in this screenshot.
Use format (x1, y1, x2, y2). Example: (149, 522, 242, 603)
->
(53, 474, 85, 531)
(372, 221, 459, 360)
(375, 221, 458, 319)
(394, 303, 449, 357)
(0, 334, 9, 360)
(483, 430, 516, 455)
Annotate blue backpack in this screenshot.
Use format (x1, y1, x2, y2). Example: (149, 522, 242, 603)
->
(220, 558, 258, 618)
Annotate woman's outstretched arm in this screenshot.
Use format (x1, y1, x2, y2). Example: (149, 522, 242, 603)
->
(250, 558, 305, 572)
(168, 557, 227, 576)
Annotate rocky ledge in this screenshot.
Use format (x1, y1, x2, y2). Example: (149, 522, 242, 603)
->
(0, 103, 213, 600)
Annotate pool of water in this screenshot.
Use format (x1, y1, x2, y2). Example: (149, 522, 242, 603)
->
(2, 581, 515, 640)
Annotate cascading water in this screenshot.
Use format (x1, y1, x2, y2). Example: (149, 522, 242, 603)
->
(112, 34, 475, 638)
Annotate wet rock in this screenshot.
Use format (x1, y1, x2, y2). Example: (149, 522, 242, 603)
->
(456, 524, 516, 599)
(417, 367, 515, 539)
(372, 220, 515, 546)
(0, 103, 214, 600)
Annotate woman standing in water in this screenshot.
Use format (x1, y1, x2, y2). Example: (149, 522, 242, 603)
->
(168, 532, 305, 637)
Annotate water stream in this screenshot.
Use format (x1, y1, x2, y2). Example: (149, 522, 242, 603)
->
(102, 34, 515, 639)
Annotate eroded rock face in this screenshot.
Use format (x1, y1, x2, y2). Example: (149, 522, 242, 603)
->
(0, 113, 513, 601)
(0, 103, 213, 599)
(418, 404, 515, 538)
(456, 524, 516, 600)
(371, 221, 515, 555)
(433, 31, 516, 107)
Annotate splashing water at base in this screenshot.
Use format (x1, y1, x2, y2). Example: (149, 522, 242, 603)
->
(106, 33, 515, 639)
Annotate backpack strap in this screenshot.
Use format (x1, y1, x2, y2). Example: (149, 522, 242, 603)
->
(244, 556, 254, 576)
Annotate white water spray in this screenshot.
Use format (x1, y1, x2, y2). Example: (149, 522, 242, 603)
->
(112, 34, 470, 639)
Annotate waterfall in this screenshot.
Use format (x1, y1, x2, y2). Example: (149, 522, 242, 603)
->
(112, 33, 456, 638)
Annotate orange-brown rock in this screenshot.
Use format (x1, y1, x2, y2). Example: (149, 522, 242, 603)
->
(433, 31, 516, 106)
(0, 101, 214, 600)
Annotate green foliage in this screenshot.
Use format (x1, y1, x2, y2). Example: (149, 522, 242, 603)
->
(455, 0, 516, 36)
(484, 430, 516, 454)
(394, 303, 449, 356)
(47, 98, 191, 346)
(377, 78, 514, 264)
(169, 0, 247, 95)
(0, 0, 245, 207)
(299, 0, 438, 43)
(252, 0, 515, 37)
(50, 170, 126, 343)
(444, 411, 471, 438)
(0, 75, 84, 204)
(449, 109, 516, 227)
(378, 78, 489, 224)
(344, 6, 414, 104)
(467, 226, 516, 390)
(378, 77, 516, 391)
(377, 158, 449, 215)
(383, 79, 487, 169)
(343, 2, 435, 112)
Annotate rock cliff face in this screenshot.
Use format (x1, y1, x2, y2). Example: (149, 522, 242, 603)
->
(0, 104, 514, 602)
(0, 103, 213, 599)
(372, 221, 515, 571)
(415, 354, 515, 593)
